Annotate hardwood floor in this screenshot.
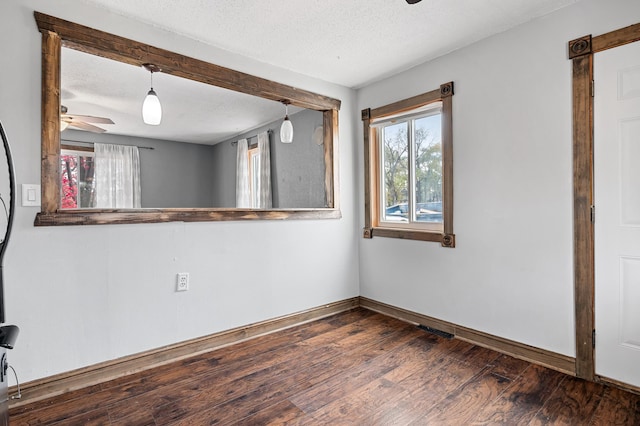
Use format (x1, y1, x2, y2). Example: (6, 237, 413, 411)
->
(9, 308, 640, 425)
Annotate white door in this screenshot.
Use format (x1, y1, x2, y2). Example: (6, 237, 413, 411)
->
(594, 40, 640, 388)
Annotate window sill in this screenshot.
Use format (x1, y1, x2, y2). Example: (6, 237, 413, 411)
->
(363, 227, 455, 247)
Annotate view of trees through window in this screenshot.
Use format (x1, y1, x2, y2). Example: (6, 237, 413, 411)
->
(380, 111, 442, 223)
(60, 150, 96, 209)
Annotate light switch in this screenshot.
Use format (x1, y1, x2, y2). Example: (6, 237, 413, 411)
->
(21, 184, 41, 207)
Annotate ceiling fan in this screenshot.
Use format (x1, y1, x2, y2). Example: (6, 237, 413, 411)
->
(406, 0, 422, 3)
(60, 105, 114, 133)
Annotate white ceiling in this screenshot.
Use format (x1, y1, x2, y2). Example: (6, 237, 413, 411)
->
(61, 48, 302, 144)
(63, 0, 580, 144)
(82, 0, 579, 88)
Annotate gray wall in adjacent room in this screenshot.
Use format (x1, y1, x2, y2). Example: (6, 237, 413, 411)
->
(211, 109, 325, 208)
(63, 130, 216, 208)
(209, 135, 237, 208)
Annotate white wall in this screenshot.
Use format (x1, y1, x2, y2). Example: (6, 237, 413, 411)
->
(0, 1, 359, 384)
(4, 0, 639, 387)
(358, 0, 640, 358)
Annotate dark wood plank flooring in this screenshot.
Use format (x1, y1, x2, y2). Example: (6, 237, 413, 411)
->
(9, 308, 640, 425)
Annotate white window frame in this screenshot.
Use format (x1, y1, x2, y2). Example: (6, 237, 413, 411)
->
(373, 103, 443, 233)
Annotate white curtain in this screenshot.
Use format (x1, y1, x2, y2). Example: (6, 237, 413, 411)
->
(94, 143, 141, 208)
(235, 133, 272, 208)
(256, 131, 272, 209)
(235, 138, 250, 208)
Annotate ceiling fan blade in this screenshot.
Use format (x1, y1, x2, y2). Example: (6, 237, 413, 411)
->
(62, 114, 114, 124)
(68, 121, 107, 133)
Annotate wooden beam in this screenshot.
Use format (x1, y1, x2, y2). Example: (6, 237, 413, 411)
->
(592, 22, 640, 53)
(34, 208, 342, 226)
(34, 12, 340, 111)
(40, 30, 61, 214)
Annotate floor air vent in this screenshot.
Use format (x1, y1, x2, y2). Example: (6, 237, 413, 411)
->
(418, 325, 454, 339)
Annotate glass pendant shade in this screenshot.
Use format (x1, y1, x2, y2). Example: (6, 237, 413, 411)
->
(280, 117, 293, 143)
(142, 89, 162, 125)
(280, 103, 293, 143)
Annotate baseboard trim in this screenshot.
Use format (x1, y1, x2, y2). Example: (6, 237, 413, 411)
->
(9, 296, 581, 408)
(9, 297, 360, 409)
(358, 297, 576, 376)
(596, 375, 640, 396)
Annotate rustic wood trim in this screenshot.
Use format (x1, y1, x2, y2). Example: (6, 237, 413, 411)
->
(572, 53, 595, 381)
(369, 87, 441, 121)
(371, 227, 444, 243)
(363, 83, 454, 245)
(440, 81, 454, 98)
(34, 12, 340, 111)
(441, 233, 455, 248)
(592, 22, 640, 53)
(359, 297, 576, 376)
(441, 93, 454, 244)
(34, 12, 341, 226)
(34, 208, 342, 226)
(362, 109, 373, 238)
(323, 109, 339, 209)
(570, 22, 640, 384)
(8, 297, 360, 408)
(568, 35, 592, 59)
(41, 30, 61, 214)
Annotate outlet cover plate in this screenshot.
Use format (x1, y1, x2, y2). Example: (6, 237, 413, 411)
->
(176, 272, 189, 291)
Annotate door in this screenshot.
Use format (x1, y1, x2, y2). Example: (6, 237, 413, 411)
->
(594, 39, 640, 388)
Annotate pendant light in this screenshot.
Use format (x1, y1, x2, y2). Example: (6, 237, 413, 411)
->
(142, 64, 162, 125)
(280, 101, 293, 143)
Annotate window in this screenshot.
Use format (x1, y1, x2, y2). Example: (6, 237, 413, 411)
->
(60, 149, 96, 209)
(362, 82, 455, 247)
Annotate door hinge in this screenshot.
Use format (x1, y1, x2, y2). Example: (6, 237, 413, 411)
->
(592, 329, 596, 348)
(591, 80, 595, 97)
(590, 205, 595, 223)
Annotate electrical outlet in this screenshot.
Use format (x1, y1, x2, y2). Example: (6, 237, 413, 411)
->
(176, 273, 189, 292)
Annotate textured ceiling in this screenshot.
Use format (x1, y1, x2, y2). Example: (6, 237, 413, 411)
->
(61, 48, 300, 144)
(63, 0, 581, 144)
(81, 0, 580, 88)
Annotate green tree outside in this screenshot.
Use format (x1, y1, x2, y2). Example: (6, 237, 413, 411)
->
(382, 116, 442, 212)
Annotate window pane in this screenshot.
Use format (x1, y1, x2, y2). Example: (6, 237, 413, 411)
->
(414, 114, 442, 223)
(60, 154, 78, 209)
(60, 152, 96, 209)
(381, 122, 409, 222)
(78, 155, 96, 208)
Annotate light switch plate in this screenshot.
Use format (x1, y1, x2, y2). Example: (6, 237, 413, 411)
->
(21, 184, 41, 207)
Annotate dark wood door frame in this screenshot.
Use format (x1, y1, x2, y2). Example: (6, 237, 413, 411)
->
(570, 22, 640, 381)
